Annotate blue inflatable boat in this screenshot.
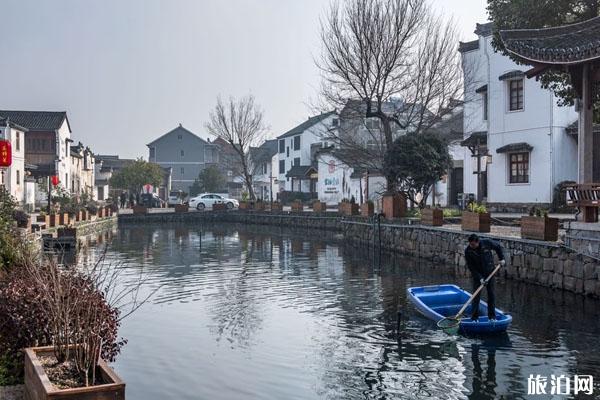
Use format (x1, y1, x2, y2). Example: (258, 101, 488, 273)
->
(407, 284, 512, 334)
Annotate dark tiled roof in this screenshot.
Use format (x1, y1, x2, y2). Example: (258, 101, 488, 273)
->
(285, 165, 317, 178)
(458, 40, 479, 53)
(475, 85, 488, 93)
(278, 111, 336, 139)
(496, 142, 533, 153)
(500, 16, 600, 64)
(461, 131, 487, 147)
(475, 22, 494, 37)
(0, 117, 28, 131)
(250, 139, 278, 163)
(498, 70, 525, 81)
(147, 124, 207, 146)
(566, 120, 600, 134)
(0, 110, 69, 131)
(95, 155, 135, 171)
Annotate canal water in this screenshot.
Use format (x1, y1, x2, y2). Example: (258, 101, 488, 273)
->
(82, 224, 600, 399)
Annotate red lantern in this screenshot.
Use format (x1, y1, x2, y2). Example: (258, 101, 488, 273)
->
(51, 175, 60, 186)
(0, 140, 11, 167)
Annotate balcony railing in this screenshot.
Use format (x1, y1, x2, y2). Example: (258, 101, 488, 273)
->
(564, 184, 600, 207)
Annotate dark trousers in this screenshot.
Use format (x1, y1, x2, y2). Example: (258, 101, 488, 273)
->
(471, 275, 496, 319)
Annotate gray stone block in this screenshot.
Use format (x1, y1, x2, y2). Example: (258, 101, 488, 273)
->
(553, 273, 563, 289)
(564, 276, 576, 291)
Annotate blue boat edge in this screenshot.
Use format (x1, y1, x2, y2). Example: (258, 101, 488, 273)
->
(407, 284, 512, 334)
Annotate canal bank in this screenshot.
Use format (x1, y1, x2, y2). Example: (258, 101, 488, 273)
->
(118, 211, 600, 298)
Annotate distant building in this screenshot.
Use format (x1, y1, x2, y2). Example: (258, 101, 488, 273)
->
(276, 112, 337, 197)
(249, 139, 278, 201)
(95, 155, 135, 200)
(147, 124, 218, 194)
(211, 137, 245, 198)
(0, 117, 29, 206)
(69, 142, 95, 196)
(459, 22, 578, 210)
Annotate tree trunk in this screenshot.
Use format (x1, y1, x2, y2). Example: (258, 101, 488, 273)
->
(381, 116, 397, 193)
(239, 155, 256, 201)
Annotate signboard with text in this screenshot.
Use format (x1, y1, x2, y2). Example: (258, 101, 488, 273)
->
(0, 140, 12, 167)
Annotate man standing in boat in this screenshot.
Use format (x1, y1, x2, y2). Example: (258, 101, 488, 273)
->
(464, 234, 506, 321)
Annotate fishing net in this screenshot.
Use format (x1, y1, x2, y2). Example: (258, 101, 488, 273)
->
(437, 317, 461, 335)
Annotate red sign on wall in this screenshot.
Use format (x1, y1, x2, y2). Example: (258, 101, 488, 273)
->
(0, 140, 11, 167)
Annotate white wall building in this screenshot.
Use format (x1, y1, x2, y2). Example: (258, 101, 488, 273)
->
(460, 23, 578, 210)
(276, 112, 337, 195)
(250, 139, 278, 201)
(0, 118, 27, 205)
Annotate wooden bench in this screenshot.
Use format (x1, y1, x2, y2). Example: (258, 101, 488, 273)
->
(564, 184, 600, 222)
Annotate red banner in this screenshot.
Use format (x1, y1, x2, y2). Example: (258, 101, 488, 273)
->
(51, 175, 60, 186)
(0, 140, 11, 167)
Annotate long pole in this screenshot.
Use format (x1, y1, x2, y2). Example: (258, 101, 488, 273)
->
(47, 176, 52, 214)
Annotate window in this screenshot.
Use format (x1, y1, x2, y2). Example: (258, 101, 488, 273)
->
(262, 163, 267, 174)
(286, 146, 289, 157)
(16, 170, 20, 185)
(365, 118, 381, 130)
(331, 118, 339, 127)
(294, 157, 300, 166)
(180, 150, 185, 157)
(509, 152, 529, 183)
(178, 134, 183, 140)
(293, 136, 301, 151)
(149, 147, 155, 159)
(279, 160, 285, 174)
(180, 167, 185, 175)
(508, 79, 524, 111)
(482, 92, 488, 121)
(16, 132, 20, 151)
(279, 140, 285, 153)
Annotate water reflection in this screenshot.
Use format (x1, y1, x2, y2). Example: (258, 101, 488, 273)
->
(81, 223, 600, 400)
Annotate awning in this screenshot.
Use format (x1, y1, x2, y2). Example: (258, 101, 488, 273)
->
(496, 142, 533, 153)
(460, 131, 487, 147)
(498, 70, 525, 81)
(475, 84, 488, 93)
(286, 165, 317, 179)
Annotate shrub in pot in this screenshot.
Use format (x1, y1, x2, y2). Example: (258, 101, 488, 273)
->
(382, 192, 407, 220)
(339, 198, 359, 216)
(461, 202, 490, 233)
(291, 200, 304, 212)
(521, 207, 559, 241)
(13, 210, 31, 230)
(421, 207, 443, 226)
(271, 202, 283, 212)
(313, 200, 326, 213)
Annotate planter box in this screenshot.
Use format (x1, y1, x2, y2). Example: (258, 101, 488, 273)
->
(313, 201, 327, 213)
(74, 211, 83, 222)
(36, 215, 51, 228)
(104, 206, 112, 217)
(48, 214, 60, 228)
(291, 201, 304, 212)
(339, 202, 359, 216)
(239, 201, 251, 210)
(521, 216, 559, 241)
(254, 202, 266, 211)
(212, 203, 227, 211)
(81, 210, 88, 221)
(17, 216, 32, 231)
(57, 227, 77, 238)
(421, 208, 443, 226)
(132, 205, 148, 215)
(24, 346, 125, 400)
(59, 213, 70, 226)
(361, 203, 374, 217)
(382, 193, 407, 220)
(461, 211, 491, 233)
(270, 202, 283, 212)
(174, 204, 189, 213)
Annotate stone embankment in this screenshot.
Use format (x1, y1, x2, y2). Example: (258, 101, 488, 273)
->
(119, 211, 600, 298)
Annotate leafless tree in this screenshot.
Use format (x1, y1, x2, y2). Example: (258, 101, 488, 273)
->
(316, 0, 463, 192)
(206, 95, 267, 201)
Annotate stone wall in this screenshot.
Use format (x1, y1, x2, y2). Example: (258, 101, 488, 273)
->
(118, 211, 600, 298)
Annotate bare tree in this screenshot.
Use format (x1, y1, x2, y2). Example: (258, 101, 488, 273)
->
(317, 0, 462, 192)
(206, 95, 267, 201)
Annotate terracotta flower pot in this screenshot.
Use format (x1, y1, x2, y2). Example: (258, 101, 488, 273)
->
(24, 346, 125, 400)
(291, 201, 303, 212)
(313, 201, 327, 213)
(361, 202, 374, 217)
(339, 202, 359, 216)
(382, 193, 407, 220)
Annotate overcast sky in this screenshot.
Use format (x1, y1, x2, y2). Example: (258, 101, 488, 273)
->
(0, 0, 488, 158)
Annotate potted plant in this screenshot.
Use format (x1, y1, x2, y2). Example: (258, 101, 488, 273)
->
(48, 212, 60, 228)
(461, 202, 491, 233)
(86, 202, 99, 220)
(59, 212, 70, 226)
(36, 211, 51, 228)
(212, 203, 227, 211)
(174, 203, 189, 213)
(313, 200, 327, 213)
(271, 201, 283, 212)
(421, 206, 444, 226)
(239, 192, 251, 210)
(14, 209, 32, 231)
(254, 199, 266, 211)
(521, 207, 559, 241)
(339, 197, 359, 216)
(382, 192, 407, 220)
(361, 200, 374, 217)
(291, 200, 304, 212)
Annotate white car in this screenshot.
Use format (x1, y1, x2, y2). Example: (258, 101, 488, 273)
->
(167, 191, 183, 206)
(189, 193, 239, 210)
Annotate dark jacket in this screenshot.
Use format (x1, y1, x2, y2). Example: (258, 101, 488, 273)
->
(464, 238, 505, 281)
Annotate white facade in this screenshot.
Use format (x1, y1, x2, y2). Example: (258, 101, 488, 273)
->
(252, 155, 277, 201)
(276, 112, 337, 193)
(0, 122, 26, 204)
(461, 23, 578, 207)
(56, 119, 72, 193)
